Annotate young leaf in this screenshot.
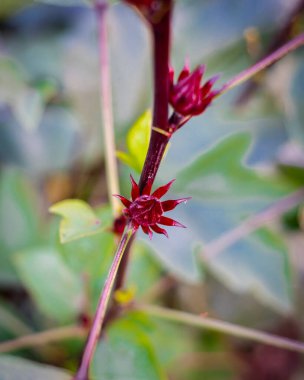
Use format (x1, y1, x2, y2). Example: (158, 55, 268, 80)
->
(14, 247, 83, 322)
(49, 199, 103, 243)
(117, 110, 151, 173)
(0, 356, 70, 380)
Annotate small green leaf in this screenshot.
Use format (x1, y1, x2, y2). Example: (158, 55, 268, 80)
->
(117, 110, 151, 173)
(91, 313, 167, 380)
(49, 199, 103, 243)
(176, 133, 296, 202)
(14, 247, 83, 322)
(0, 356, 70, 380)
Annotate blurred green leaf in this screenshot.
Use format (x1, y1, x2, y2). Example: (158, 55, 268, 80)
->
(288, 58, 304, 146)
(0, 356, 70, 380)
(55, 205, 115, 311)
(0, 302, 32, 340)
(60, 217, 115, 312)
(176, 133, 296, 202)
(117, 110, 151, 173)
(202, 228, 293, 313)
(0, 56, 44, 132)
(0, 0, 33, 18)
(0, 168, 41, 283)
(49, 199, 103, 243)
(91, 312, 167, 380)
(14, 247, 83, 322)
(126, 240, 163, 298)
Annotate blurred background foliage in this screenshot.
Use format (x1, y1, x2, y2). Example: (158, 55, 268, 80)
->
(0, 0, 304, 379)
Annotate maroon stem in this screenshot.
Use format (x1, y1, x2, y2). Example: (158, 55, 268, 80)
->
(109, 1, 173, 322)
(139, 1, 172, 192)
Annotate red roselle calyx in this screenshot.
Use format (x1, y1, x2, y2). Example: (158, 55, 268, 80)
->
(169, 63, 219, 117)
(114, 175, 190, 239)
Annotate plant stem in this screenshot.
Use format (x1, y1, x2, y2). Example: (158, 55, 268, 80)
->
(218, 33, 304, 96)
(236, 0, 304, 105)
(139, 1, 172, 192)
(203, 188, 304, 259)
(96, 0, 120, 217)
(108, 1, 174, 312)
(73, 227, 134, 380)
(139, 304, 304, 354)
(0, 325, 86, 354)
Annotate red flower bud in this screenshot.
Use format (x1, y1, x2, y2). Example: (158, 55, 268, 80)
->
(169, 63, 219, 117)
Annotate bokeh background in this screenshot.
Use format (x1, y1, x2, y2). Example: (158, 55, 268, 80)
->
(0, 0, 304, 379)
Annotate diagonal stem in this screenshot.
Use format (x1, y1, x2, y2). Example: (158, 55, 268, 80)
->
(0, 325, 86, 354)
(218, 33, 304, 96)
(139, 304, 304, 354)
(73, 227, 134, 380)
(203, 188, 304, 259)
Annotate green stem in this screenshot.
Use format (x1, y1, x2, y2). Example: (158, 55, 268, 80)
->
(0, 325, 86, 354)
(74, 227, 134, 380)
(139, 304, 304, 354)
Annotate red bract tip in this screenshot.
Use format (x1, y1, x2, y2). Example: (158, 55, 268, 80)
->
(114, 176, 190, 239)
(169, 62, 219, 117)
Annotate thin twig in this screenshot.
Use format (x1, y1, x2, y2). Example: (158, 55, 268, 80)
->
(96, 0, 120, 217)
(74, 226, 134, 380)
(236, 0, 304, 105)
(139, 304, 304, 354)
(218, 33, 304, 96)
(203, 188, 304, 259)
(0, 325, 86, 354)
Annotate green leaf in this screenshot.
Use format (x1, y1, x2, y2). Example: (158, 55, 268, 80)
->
(49, 199, 103, 243)
(91, 313, 167, 380)
(0, 356, 70, 380)
(0, 56, 44, 132)
(0, 0, 33, 18)
(126, 240, 163, 298)
(176, 133, 296, 202)
(117, 110, 151, 173)
(201, 228, 293, 313)
(14, 247, 83, 322)
(0, 168, 41, 284)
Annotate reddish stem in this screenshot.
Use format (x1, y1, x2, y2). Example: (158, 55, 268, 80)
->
(73, 227, 134, 380)
(139, 1, 172, 192)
